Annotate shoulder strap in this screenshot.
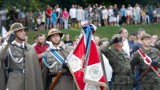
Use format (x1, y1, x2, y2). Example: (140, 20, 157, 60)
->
(137, 49, 160, 76)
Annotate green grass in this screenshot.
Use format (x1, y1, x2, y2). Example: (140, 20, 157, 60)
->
(27, 24, 160, 44)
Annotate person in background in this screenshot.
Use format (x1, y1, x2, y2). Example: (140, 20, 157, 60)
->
(52, 8, 57, 28)
(94, 35, 100, 45)
(63, 34, 73, 46)
(119, 28, 130, 57)
(34, 34, 49, 66)
(150, 34, 158, 47)
(46, 5, 52, 30)
(69, 5, 77, 29)
(41, 11, 46, 30)
(128, 32, 136, 55)
(62, 8, 69, 29)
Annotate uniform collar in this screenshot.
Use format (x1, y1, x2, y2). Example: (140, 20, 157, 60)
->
(50, 43, 62, 50)
(12, 40, 25, 48)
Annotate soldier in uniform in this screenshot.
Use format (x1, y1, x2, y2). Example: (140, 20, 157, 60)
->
(102, 34, 133, 90)
(42, 28, 77, 90)
(0, 23, 44, 90)
(130, 33, 160, 90)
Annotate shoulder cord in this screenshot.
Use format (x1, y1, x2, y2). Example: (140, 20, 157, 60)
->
(8, 47, 23, 63)
(42, 52, 58, 69)
(3, 53, 9, 69)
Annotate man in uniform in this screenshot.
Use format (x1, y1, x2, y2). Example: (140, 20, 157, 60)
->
(102, 34, 133, 90)
(0, 22, 44, 90)
(42, 28, 77, 90)
(131, 33, 160, 90)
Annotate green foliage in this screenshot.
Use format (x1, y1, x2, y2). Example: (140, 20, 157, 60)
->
(27, 24, 160, 44)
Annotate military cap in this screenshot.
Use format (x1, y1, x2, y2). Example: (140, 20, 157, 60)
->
(141, 33, 151, 40)
(111, 34, 122, 44)
(10, 23, 26, 32)
(46, 28, 63, 41)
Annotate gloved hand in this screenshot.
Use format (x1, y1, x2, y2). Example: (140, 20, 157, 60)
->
(62, 63, 70, 73)
(151, 56, 160, 66)
(7, 32, 16, 44)
(151, 60, 158, 66)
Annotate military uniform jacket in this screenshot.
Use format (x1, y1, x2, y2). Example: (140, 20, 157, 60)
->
(131, 47, 160, 84)
(42, 45, 77, 90)
(102, 46, 132, 84)
(0, 41, 44, 90)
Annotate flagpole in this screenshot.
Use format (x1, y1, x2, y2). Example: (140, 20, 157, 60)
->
(99, 51, 110, 90)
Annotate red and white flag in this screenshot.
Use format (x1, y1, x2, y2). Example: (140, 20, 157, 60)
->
(84, 37, 106, 86)
(67, 24, 107, 90)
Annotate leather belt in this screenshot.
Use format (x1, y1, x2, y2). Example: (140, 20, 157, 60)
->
(8, 68, 25, 74)
(50, 72, 72, 77)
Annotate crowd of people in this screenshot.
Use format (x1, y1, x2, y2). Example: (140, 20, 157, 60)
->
(0, 21, 160, 90)
(0, 2, 160, 90)
(0, 3, 160, 31)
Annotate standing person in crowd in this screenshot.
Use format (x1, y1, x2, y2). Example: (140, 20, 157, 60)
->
(120, 5, 127, 25)
(102, 6, 108, 26)
(63, 34, 73, 46)
(18, 8, 26, 27)
(126, 4, 133, 25)
(130, 28, 145, 57)
(0, 8, 7, 28)
(41, 11, 46, 30)
(150, 34, 158, 47)
(36, 14, 42, 30)
(69, 4, 77, 29)
(130, 28, 145, 90)
(26, 10, 33, 31)
(102, 34, 133, 90)
(76, 6, 84, 28)
(131, 33, 160, 90)
(119, 28, 130, 57)
(62, 8, 69, 29)
(153, 6, 157, 23)
(108, 5, 114, 26)
(84, 7, 89, 21)
(59, 9, 64, 29)
(0, 23, 43, 90)
(52, 8, 57, 28)
(128, 32, 136, 55)
(133, 4, 141, 24)
(46, 5, 52, 30)
(113, 4, 120, 26)
(156, 7, 160, 23)
(42, 28, 77, 90)
(34, 34, 49, 66)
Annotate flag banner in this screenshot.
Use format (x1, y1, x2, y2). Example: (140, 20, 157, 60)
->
(67, 24, 107, 90)
(84, 38, 106, 86)
(138, 49, 160, 76)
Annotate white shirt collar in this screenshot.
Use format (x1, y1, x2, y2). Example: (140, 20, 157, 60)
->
(12, 40, 25, 48)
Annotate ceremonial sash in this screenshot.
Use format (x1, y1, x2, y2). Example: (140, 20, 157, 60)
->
(137, 49, 160, 76)
(42, 49, 65, 69)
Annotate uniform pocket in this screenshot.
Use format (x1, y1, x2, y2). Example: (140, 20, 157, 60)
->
(9, 72, 18, 79)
